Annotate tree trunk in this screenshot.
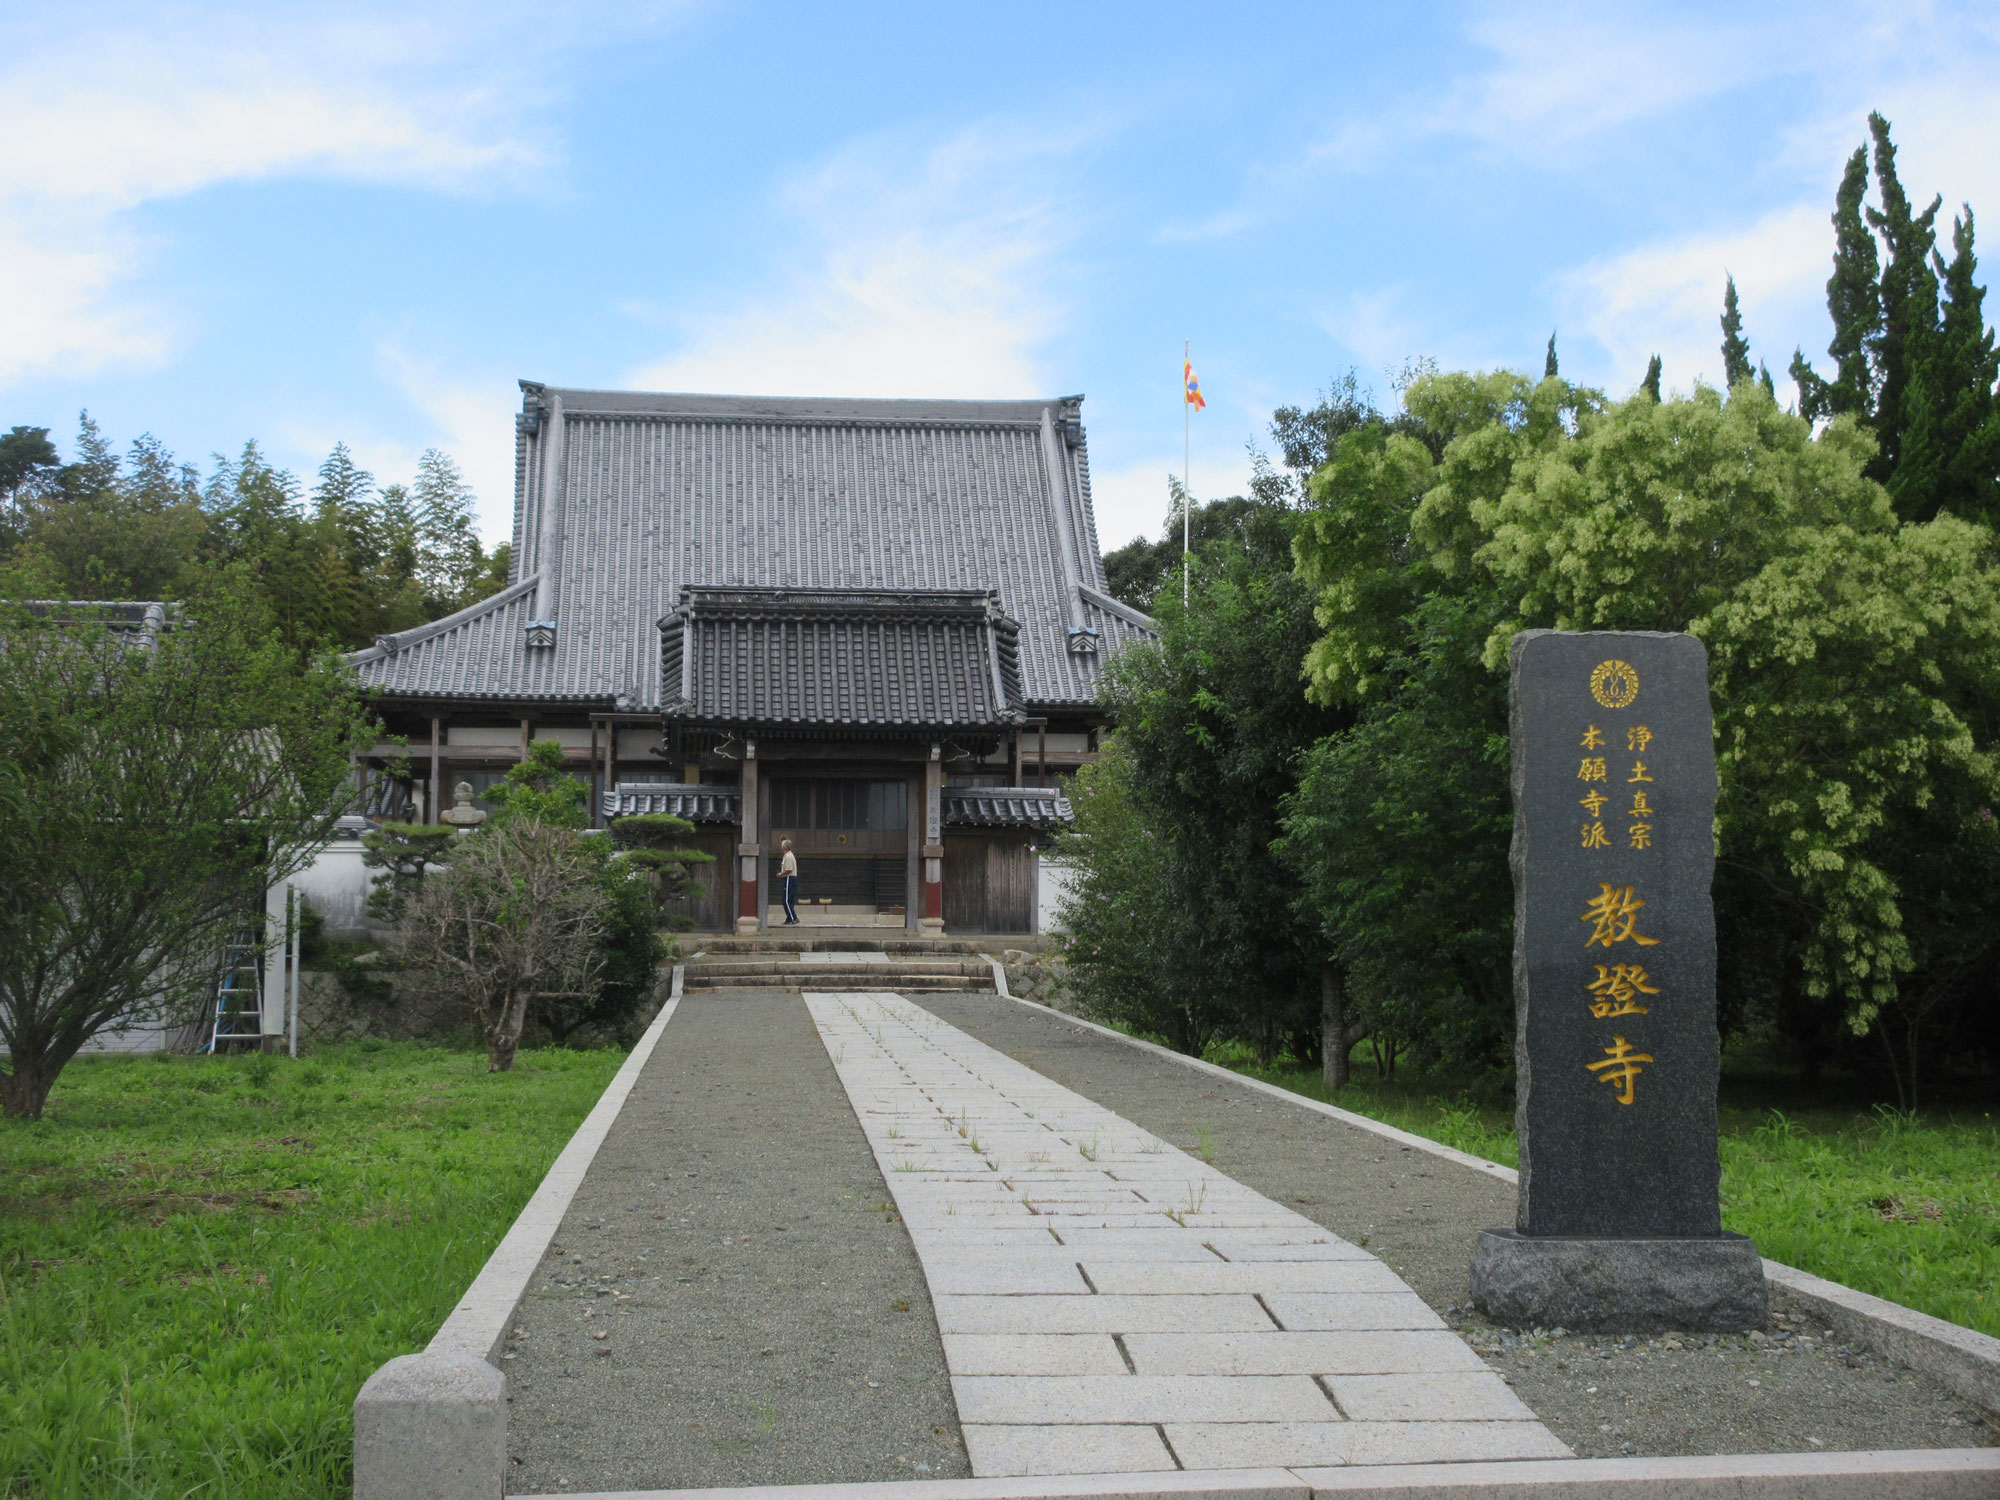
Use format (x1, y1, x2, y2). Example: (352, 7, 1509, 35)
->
(486, 988, 530, 1072)
(1321, 966, 1349, 1092)
(0, 1059, 56, 1120)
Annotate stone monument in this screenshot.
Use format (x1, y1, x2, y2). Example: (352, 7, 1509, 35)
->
(1469, 630, 1767, 1331)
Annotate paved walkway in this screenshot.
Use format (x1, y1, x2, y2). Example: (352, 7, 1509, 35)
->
(806, 992, 1572, 1477)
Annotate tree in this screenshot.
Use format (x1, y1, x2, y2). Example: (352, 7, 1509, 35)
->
(1720, 276, 1754, 388)
(396, 817, 612, 1072)
(609, 812, 714, 923)
(412, 448, 483, 614)
(1291, 364, 2000, 1100)
(1641, 356, 1663, 403)
(1543, 332, 1559, 380)
(361, 822, 455, 923)
(1064, 500, 1341, 1063)
(0, 582, 373, 1118)
(0, 426, 57, 515)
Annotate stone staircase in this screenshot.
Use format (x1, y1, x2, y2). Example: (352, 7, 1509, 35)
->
(679, 937, 1003, 995)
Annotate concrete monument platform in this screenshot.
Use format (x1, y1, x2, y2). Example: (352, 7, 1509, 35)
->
(1468, 1229, 1767, 1334)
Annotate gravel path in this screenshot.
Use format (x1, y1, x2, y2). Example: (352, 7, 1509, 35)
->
(909, 993, 1996, 1461)
(503, 992, 970, 1495)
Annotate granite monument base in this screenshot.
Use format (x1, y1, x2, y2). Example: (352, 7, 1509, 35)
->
(1471, 1228, 1768, 1332)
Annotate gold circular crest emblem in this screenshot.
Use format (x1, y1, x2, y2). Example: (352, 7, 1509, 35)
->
(1590, 658, 1640, 709)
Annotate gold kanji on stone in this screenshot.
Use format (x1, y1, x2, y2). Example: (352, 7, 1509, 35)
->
(1627, 760, 1654, 783)
(1629, 823, 1653, 849)
(1580, 883, 1660, 948)
(1581, 821, 1611, 849)
(1587, 964, 1659, 1017)
(1581, 725, 1606, 749)
(1629, 790, 1653, 817)
(1587, 1035, 1654, 1105)
(1627, 725, 1654, 753)
(1580, 790, 1609, 817)
(1579, 757, 1608, 782)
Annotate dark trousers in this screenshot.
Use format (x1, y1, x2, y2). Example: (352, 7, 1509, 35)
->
(781, 873, 799, 923)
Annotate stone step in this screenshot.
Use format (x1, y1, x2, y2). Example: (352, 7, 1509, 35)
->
(686, 979, 992, 994)
(689, 969, 991, 988)
(688, 958, 990, 976)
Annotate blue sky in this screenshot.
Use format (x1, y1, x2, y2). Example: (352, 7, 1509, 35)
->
(6, 3, 1999, 549)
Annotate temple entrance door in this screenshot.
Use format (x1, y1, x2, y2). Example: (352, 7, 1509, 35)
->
(764, 777, 910, 924)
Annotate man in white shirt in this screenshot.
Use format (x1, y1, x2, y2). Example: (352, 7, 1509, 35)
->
(779, 839, 800, 924)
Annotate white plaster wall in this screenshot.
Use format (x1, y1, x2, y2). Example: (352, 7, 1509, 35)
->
(616, 728, 669, 761)
(1035, 854, 1078, 935)
(295, 837, 377, 939)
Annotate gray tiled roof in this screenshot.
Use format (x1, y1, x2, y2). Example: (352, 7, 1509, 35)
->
(942, 786, 1074, 830)
(602, 783, 741, 823)
(349, 387, 1156, 711)
(662, 586, 1024, 734)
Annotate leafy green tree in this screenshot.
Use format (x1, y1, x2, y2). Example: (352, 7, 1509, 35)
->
(1543, 332, 1559, 380)
(0, 581, 374, 1117)
(1056, 740, 1235, 1055)
(1067, 503, 1341, 1063)
(1292, 366, 2000, 1100)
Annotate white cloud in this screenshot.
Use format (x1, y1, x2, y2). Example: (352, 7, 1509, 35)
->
(0, 2, 652, 384)
(626, 123, 1086, 400)
(1556, 203, 1831, 397)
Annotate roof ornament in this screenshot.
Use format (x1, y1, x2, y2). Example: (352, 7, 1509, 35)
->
(525, 620, 556, 649)
(1066, 626, 1101, 656)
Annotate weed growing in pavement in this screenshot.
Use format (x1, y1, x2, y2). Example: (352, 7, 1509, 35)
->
(1192, 1124, 1216, 1163)
(1078, 1128, 1101, 1162)
(1141, 1134, 1165, 1154)
(886, 1125, 901, 1139)
(956, 1109, 968, 1138)
(894, 1161, 921, 1172)
(755, 1402, 776, 1433)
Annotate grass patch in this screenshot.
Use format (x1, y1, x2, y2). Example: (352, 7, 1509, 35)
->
(0, 1041, 626, 1499)
(1205, 1043, 2000, 1340)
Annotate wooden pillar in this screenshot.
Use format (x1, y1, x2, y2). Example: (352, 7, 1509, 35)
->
(1038, 721, 1048, 789)
(603, 720, 616, 813)
(1011, 727, 1023, 787)
(519, 718, 531, 762)
(589, 719, 602, 828)
(920, 742, 944, 933)
(736, 741, 761, 935)
(428, 716, 441, 825)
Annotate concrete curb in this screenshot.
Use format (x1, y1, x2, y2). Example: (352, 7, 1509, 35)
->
(352, 968, 684, 1498)
(985, 992, 2000, 1416)
(516, 1448, 2000, 1500)
(985, 954, 1011, 998)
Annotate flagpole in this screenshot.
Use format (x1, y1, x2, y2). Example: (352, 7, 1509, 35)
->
(1183, 338, 1191, 607)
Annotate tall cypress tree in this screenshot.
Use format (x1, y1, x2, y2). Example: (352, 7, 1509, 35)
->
(1719, 276, 1754, 388)
(1641, 355, 1663, 402)
(1543, 332, 1559, 380)
(1899, 208, 2000, 525)
(1824, 144, 1882, 419)
(1864, 111, 1943, 484)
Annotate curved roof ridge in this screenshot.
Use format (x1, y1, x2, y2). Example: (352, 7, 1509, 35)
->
(523, 384, 1081, 427)
(349, 574, 539, 663)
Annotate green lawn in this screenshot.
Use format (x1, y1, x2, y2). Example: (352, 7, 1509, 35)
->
(0, 1042, 626, 1500)
(1210, 1044, 2000, 1341)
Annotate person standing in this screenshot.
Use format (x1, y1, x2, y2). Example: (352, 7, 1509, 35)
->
(779, 838, 800, 925)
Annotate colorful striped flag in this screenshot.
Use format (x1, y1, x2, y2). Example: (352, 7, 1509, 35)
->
(1184, 358, 1206, 410)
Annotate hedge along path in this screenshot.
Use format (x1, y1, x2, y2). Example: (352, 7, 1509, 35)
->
(806, 991, 1568, 1478)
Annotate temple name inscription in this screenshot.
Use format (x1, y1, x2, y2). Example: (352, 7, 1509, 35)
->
(1470, 630, 1768, 1332)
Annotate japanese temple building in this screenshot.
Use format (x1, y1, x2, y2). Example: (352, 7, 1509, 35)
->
(344, 385, 1156, 935)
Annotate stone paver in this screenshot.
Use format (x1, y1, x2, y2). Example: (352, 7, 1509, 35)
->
(806, 991, 1568, 1476)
